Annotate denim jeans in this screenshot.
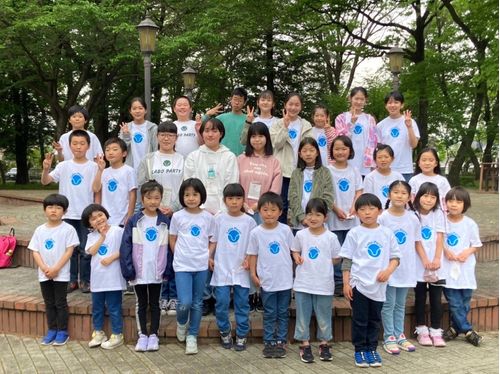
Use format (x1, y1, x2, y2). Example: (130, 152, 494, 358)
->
(332, 230, 348, 289)
(92, 290, 123, 334)
(402, 173, 413, 183)
(443, 288, 473, 333)
(203, 270, 215, 301)
(261, 288, 291, 344)
(176, 270, 208, 336)
(294, 291, 333, 342)
(381, 286, 409, 341)
(215, 285, 250, 337)
(64, 219, 90, 283)
(160, 276, 177, 301)
(351, 287, 383, 352)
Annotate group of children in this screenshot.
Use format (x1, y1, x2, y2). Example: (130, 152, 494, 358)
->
(28, 87, 483, 368)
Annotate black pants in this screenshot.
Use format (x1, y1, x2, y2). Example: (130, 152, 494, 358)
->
(134, 283, 161, 335)
(40, 280, 68, 331)
(350, 287, 383, 352)
(279, 177, 290, 224)
(64, 219, 90, 283)
(414, 281, 443, 329)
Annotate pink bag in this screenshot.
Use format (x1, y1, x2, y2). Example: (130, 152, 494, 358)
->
(0, 228, 16, 268)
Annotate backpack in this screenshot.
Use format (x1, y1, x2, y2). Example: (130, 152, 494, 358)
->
(0, 228, 16, 268)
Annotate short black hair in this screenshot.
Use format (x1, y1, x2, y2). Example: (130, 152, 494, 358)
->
(415, 147, 442, 175)
(330, 135, 355, 161)
(129, 97, 147, 110)
(312, 104, 329, 118)
(172, 95, 192, 111)
(68, 105, 89, 121)
(355, 193, 382, 211)
(257, 191, 283, 211)
(445, 186, 471, 213)
(179, 178, 207, 207)
(373, 143, 394, 160)
(298, 137, 322, 170)
(223, 183, 245, 198)
(158, 120, 178, 134)
(104, 137, 127, 153)
(245, 122, 273, 156)
(141, 180, 163, 198)
(81, 203, 110, 229)
(350, 86, 368, 98)
(384, 91, 405, 104)
(43, 193, 69, 211)
(69, 129, 90, 146)
(413, 182, 440, 213)
(284, 92, 303, 106)
(232, 87, 248, 101)
(305, 198, 328, 216)
(201, 118, 225, 141)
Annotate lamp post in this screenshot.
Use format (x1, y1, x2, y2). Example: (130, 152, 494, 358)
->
(137, 15, 159, 121)
(181, 67, 197, 101)
(387, 47, 405, 92)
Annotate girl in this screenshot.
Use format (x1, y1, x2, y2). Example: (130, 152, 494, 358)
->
(442, 187, 482, 346)
(291, 198, 341, 363)
(270, 92, 313, 223)
(379, 181, 422, 355)
(413, 183, 446, 347)
(288, 138, 334, 230)
(120, 181, 171, 352)
(409, 147, 451, 210)
(335, 87, 378, 176)
(363, 144, 404, 208)
(82, 204, 126, 350)
(169, 178, 215, 355)
(311, 104, 336, 166)
(209, 184, 257, 351)
(172, 96, 203, 157)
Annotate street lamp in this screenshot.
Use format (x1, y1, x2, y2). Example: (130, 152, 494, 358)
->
(137, 15, 159, 121)
(181, 67, 197, 101)
(387, 47, 405, 92)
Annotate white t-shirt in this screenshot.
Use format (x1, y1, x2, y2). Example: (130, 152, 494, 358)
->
(131, 215, 162, 285)
(409, 173, 451, 211)
(327, 164, 362, 231)
(101, 165, 137, 225)
(288, 119, 302, 169)
(339, 224, 401, 302)
(292, 228, 341, 295)
(170, 209, 215, 272)
(210, 213, 257, 287)
(254, 116, 279, 129)
(150, 151, 184, 210)
(416, 209, 446, 282)
(442, 216, 482, 289)
(363, 169, 404, 208)
(247, 223, 294, 292)
(344, 112, 374, 175)
(378, 210, 420, 288)
(28, 222, 79, 282)
(85, 226, 126, 292)
(49, 159, 98, 219)
(131, 123, 149, 170)
(58, 130, 103, 162)
(312, 127, 329, 167)
(175, 120, 199, 157)
(377, 117, 420, 174)
(301, 167, 314, 214)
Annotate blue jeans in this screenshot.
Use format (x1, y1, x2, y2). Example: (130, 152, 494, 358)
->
(176, 270, 208, 336)
(160, 276, 177, 301)
(92, 291, 123, 334)
(443, 288, 473, 333)
(402, 173, 413, 182)
(294, 291, 333, 342)
(64, 219, 90, 283)
(381, 286, 409, 341)
(332, 230, 349, 289)
(215, 285, 250, 337)
(261, 289, 291, 344)
(203, 270, 215, 301)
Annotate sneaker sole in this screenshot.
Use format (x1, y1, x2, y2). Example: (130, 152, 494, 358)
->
(300, 357, 314, 363)
(185, 349, 198, 355)
(102, 341, 124, 350)
(370, 362, 382, 367)
(319, 356, 333, 361)
(355, 362, 370, 368)
(382, 344, 400, 355)
(52, 338, 69, 346)
(234, 346, 246, 352)
(167, 311, 177, 316)
(398, 345, 416, 352)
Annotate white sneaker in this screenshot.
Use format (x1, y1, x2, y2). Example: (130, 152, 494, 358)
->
(88, 330, 107, 348)
(101, 334, 124, 350)
(185, 335, 198, 355)
(167, 299, 177, 316)
(160, 299, 169, 316)
(176, 322, 188, 342)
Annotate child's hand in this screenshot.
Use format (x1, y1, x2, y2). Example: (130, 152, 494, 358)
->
(45, 267, 59, 279)
(456, 251, 469, 263)
(96, 154, 106, 171)
(242, 258, 249, 270)
(335, 208, 348, 221)
(208, 258, 215, 271)
(120, 122, 130, 135)
(350, 109, 358, 124)
(52, 141, 62, 154)
(348, 207, 357, 217)
(246, 105, 255, 123)
(42, 153, 53, 170)
(159, 206, 173, 216)
(301, 218, 309, 227)
(343, 284, 353, 301)
(195, 113, 202, 131)
(282, 109, 291, 127)
(376, 269, 391, 282)
(206, 103, 224, 117)
(404, 110, 412, 128)
(100, 257, 113, 266)
(293, 254, 304, 265)
(430, 257, 441, 270)
(444, 248, 457, 261)
(251, 274, 261, 288)
(324, 115, 332, 129)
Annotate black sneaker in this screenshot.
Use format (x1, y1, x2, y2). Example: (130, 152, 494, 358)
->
(248, 294, 256, 313)
(80, 281, 90, 294)
(465, 330, 483, 346)
(202, 299, 213, 316)
(262, 343, 275, 358)
(255, 294, 264, 313)
(234, 336, 247, 351)
(67, 281, 78, 293)
(274, 341, 287, 358)
(319, 343, 333, 361)
(443, 326, 458, 341)
(220, 331, 233, 349)
(299, 345, 314, 363)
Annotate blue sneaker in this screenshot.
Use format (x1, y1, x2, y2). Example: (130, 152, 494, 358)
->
(366, 350, 382, 367)
(41, 329, 57, 345)
(354, 351, 369, 368)
(52, 330, 69, 346)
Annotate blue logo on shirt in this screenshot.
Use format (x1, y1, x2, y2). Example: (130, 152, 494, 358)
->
(308, 247, 320, 260)
(269, 241, 280, 254)
(44, 239, 55, 251)
(447, 233, 459, 247)
(191, 225, 201, 237)
(394, 230, 407, 245)
(304, 180, 313, 193)
(338, 178, 350, 192)
(367, 242, 382, 258)
(71, 173, 83, 186)
(317, 135, 327, 147)
(133, 133, 144, 143)
(227, 228, 240, 243)
(353, 124, 363, 135)
(390, 128, 400, 138)
(145, 227, 158, 242)
(288, 128, 298, 140)
(181, 125, 187, 131)
(98, 244, 108, 256)
(107, 179, 118, 192)
(382, 185, 390, 198)
(421, 226, 433, 240)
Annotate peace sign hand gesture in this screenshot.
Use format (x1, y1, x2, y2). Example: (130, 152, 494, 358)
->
(404, 110, 412, 128)
(282, 109, 291, 128)
(246, 105, 255, 123)
(42, 153, 53, 170)
(96, 154, 106, 171)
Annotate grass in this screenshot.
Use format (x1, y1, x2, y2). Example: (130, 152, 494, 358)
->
(0, 182, 57, 190)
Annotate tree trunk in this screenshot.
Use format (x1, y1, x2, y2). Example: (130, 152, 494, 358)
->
(13, 89, 30, 184)
(482, 92, 499, 163)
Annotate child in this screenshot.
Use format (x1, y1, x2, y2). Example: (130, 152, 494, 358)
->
(311, 104, 336, 166)
(291, 198, 341, 363)
(93, 138, 137, 226)
(270, 92, 313, 223)
(169, 178, 215, 354)
(172, 96, 203, 157)
(239, 89, 280, 143)
(289, 138, 334, 230)
(409, 147, 451, 210)
(209, 184, 257, 351)
(120, 180, 171, 352)
(363, 144, 404, 208)
(53, 105, 103, 162)
(247, 192, 294, 359)
(340, 193, 400, 368)
(82, 204, 126, 349)
(29, 194, 79, 346)
(42, 129, 98, 294)
(376, 91, 420, 181)
(334, 87, 378, 176)
(378, 181, 422, 355)
(442, 187, 483, 346)
(413, 182, 447, 347)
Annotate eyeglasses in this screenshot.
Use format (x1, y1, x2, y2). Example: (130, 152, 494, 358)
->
(158, 133, 177, 139)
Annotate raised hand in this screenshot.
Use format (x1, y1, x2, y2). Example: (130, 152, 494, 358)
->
(246, 105, 255, 123)
(42, 153, 53, 170)
(206, 103, 224, 117)
(119, 122, 130, 135)
(350, 109, 358, 124)
(96, 154, 106, 171)
(282, 109, 291, 127)
(404, 110, 412, 127)
(52, 141, 62, 153)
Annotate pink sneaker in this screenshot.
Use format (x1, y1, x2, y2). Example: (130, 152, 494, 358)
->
(397, 334, 416, 352)
(383, 336, 400, 355)
(429, 328, 447, 347)
(415, 326, 433, 346)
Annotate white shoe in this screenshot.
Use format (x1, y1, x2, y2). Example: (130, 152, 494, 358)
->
(177, 322, 188, 342)
(160, 299, 169, 316)
(88, 330, 107, 348)
(185, 335, 198, 355)
(167, 299, 177, 316)
(101, 334, 124, 350)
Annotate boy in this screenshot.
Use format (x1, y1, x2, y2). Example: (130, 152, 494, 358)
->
(29, 194, 79, 345)
(340, 193, 400, 368)
(204, 87, 248, 156)
(376, 91, 420, 181)
(42, 129, 98, 293)
(247, 192, 294, 358)
(93, 137, 137, 226)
